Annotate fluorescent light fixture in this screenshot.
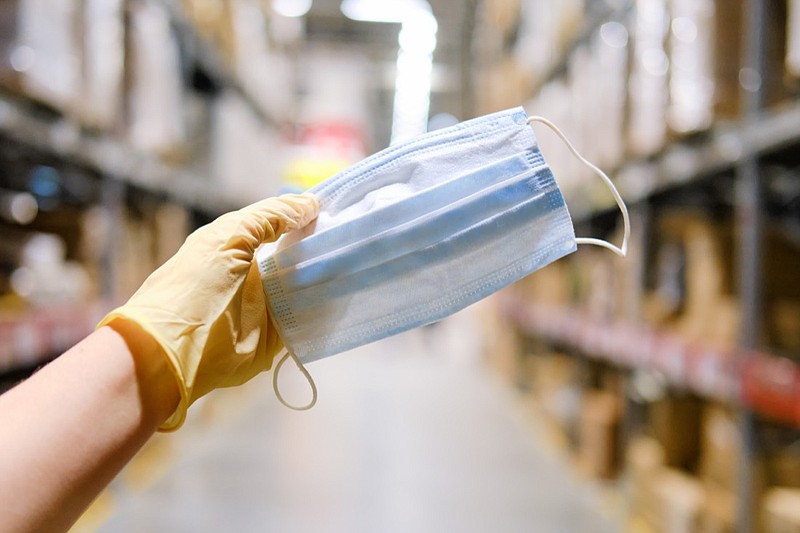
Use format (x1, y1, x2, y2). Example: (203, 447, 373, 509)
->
(341, 0, 430, 23)
(272, 0, 312, 18)
(340, 0, 437, 144)
(391, 47, 433, 142)
(390, 7, 437, 144)
(398, 11, 438, 54)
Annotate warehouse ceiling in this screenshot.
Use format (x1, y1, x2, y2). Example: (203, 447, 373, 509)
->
(298, 0, 478, 141)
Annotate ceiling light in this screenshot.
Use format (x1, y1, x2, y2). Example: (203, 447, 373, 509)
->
(272, 0, 312, 18)
(340, 0, 430, 23)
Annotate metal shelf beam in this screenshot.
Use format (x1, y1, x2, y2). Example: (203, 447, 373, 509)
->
(0, 92, 247, 214)
(568, 101, 800, 222)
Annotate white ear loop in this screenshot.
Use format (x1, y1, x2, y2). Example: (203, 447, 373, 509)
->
(527, 116, 630, 257)
(273, 349, 318, 411)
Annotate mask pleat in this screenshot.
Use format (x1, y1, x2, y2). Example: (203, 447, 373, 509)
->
(276, 150, 546, 268)
(258, 107, 579, 365)
(278, 161, 552, 291)
(313, 109, 531, 212)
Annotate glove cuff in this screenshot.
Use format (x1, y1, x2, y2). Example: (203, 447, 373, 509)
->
(96, 311, 189, 432)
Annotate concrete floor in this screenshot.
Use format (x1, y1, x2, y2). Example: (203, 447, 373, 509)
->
(92, 308, 621, 533)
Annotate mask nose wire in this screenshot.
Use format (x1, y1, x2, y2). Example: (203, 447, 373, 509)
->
(273, 349, 318, 411)
(527, 116, 630, 257)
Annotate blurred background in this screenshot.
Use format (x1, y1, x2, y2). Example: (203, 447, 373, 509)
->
(1, 0, 800, 531)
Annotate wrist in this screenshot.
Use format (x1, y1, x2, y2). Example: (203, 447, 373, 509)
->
(100, 321, 180, 428)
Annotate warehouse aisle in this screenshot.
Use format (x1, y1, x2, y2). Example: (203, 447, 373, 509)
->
(94, 308, 620, 533)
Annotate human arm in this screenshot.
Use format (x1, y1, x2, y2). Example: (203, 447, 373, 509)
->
(0, 321, 178, 532)
(0, 193, 318, 532)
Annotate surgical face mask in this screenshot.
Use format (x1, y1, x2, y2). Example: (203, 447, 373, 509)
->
(257, 107, 630, 409)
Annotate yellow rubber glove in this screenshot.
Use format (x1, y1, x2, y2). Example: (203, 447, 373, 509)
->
(98, 193, 319, 431)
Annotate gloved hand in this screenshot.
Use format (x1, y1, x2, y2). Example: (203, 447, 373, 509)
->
(98, 193, 319, 431)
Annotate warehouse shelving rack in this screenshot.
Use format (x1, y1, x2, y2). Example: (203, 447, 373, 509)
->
(491, 1, 800, 532)
(503, 78, 800, 428)
(0, 1, 280, 385)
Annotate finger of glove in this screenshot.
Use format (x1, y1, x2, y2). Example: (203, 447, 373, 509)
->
(248, 193, 319, 235)
(237, 193, 319, 252)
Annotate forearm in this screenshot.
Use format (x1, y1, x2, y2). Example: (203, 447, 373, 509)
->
(0, 323, 179, 532)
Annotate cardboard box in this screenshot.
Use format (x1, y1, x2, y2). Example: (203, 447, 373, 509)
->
(650, 395, 702, 470)
(626, 435, 666, 526)
(763, 226, 800, 353)
(591, 28, 628, 170)
(698, 404, 740, 491)
(0, 0, 125, 130)
(761, 488, 800, 533)
(764, 227, 800, 302)
(668, 0, 715, 134)
(577, 389, 621, 479)
(567, 45, 599, 183)
(513, 260, 573, 307)
(763, 0, 791, 107)
(583, 250, 623, 321)
(628, 514, 659, 533)
(181, 0, 237, 65)
(230, 0, 293, 122)
(20, 0, 82, 113)
(126, 0, 186, 159)
(480, 294, 522, 384)
(653, 213, 739, 349)
(528, 352, 577, 397)
(0, 1, 21, 90)
(700, 484, 736, 533)
(715, 0, 790, 113)
(525, 81, 584, 195)
(789, 0, 800, 78)
(652, 468, 705, 533)
(681, 220, 729, 318)
(479, 57, 532, 115)
(0, 0, 82, 114)
(765, 449, 800, 489)
(527, 352, 581, 428)
(113, 211, 156, 301)
(210, 91, 284, 200)
(79, 0, 125, 131)
(78, 206, 115, 300)
(770, 300, 800, 353)
(153, 203, 190, 267)
(628, 0, 669, 156)
(483, 0, 523, 38)
(713, 0, 744, 120)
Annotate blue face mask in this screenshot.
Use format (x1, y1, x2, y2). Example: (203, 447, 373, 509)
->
(257, 107, 630, 409)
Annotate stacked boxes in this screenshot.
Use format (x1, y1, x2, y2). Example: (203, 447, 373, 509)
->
(645, 212, 739, 351)
(0, 1, 82, 115)
(651, 469, 705, 533)
(126, 0, 187, 159)
(0, 0, 126, 131)
(650, 395, 702, 470)
(697, 405, 740, 533)
(577, 389, 621, 479)
(711, 0, 744, 120)
(626, 435, 667, 527)
(789, 0, 800, 78)
(80, 0, 125, 131)
(761, 488, 800, 533)
(628, 0, 670, 156)
(667, 0, 716, 134)
(477, 2, 800, 532)
(764, 227, 800, 355)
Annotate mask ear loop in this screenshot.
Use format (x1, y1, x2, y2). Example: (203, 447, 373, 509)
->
(527, 116, 630, 257)
(273, 349, 318, 411)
